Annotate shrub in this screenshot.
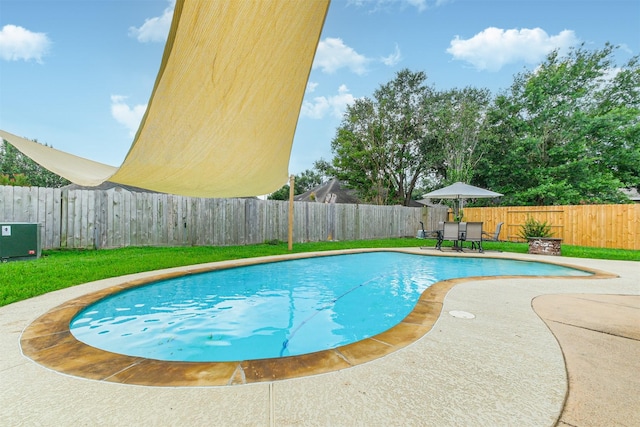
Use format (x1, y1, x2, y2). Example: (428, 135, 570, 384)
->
(518, 217, 553, 239)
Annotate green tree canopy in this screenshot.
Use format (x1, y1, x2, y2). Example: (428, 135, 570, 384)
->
(280, 44, 639, 207)
(329, 70, 495, 206)
(331, 69, 441, 205)
(475, 44, 639, 205)
(432, 86, 492, 184)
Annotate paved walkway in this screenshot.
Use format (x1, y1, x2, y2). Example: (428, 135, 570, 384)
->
(1, 251, 638, 426)
(534, 293, 640, 427)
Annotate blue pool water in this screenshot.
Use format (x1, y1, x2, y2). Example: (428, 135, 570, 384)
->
(70, 252, 590, 362)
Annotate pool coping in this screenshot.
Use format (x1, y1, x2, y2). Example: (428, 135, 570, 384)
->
(19, 248, 616, 387)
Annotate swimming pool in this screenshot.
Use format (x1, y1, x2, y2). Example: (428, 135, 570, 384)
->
(70, 251, 591, 362)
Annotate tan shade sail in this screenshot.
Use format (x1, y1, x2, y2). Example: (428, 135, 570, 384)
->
(0, 130, 118, 186)
(1, 0, 329, 197)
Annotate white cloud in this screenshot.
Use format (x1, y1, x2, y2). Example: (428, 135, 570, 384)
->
(128, 0, 175, 43)
(314, 38, 369, 75)
(381, 44, 402, 66)
(405, 0, 428, 12)
(306, 81, 319, 93)
(301, 85, 356, 119)
(0, 24, 51, 63)
(110, 95, 147, 137)
(447, 27, 579, 71)
(314, 37, 401, 74)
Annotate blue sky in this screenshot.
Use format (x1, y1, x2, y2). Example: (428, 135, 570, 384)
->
(1, 0, 639, 183)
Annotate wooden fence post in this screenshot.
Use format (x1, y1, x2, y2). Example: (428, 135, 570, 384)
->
(288, 175, 294, 251)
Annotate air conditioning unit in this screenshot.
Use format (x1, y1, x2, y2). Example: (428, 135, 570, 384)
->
(0, 223, 41, 262)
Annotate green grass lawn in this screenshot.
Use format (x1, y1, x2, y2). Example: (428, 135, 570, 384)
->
(1, 238, 638, 307)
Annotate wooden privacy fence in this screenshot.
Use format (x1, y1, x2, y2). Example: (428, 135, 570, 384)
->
(3, 185, 636, 250)
(0, 185, 446, 250)
(464, 204, 640, 250)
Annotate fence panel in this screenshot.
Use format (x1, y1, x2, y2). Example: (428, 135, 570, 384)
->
(505, 208, 565, 241)
(1, 185, 447, 250)
(464, 204, 640, 250)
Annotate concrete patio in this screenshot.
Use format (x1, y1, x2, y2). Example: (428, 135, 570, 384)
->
(1, 250, 638, 426)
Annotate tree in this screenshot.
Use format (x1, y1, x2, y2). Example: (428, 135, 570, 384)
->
(266, 184, 291, 201)
(476, 44, 640, 205)
(0, 140, 70, 188)
(331, 69, 440, 205)
(296, 168, 323, 193)
(331, 97, 391, 204)
(311, 158, 334, 178)
(431, 87, 491, 184)
(267, 168, 324, 200)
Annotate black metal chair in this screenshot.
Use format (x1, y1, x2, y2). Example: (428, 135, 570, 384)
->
(419, 221, 444, 247)
(482, 222, 504, 242)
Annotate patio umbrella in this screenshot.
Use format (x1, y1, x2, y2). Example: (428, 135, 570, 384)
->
(422, 182, 503, 219)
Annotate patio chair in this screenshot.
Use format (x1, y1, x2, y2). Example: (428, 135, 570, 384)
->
(434, 221, 444, 246)
(417, 221, 444, 241)
(482, 222, 504, 242)
(438, 221, 462, 251)
(464, 222, 484, 252)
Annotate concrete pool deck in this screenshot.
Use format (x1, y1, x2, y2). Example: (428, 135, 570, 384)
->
(1, 249, 638, 426)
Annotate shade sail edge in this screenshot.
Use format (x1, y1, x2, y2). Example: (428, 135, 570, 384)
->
(0, 129, 117, 186)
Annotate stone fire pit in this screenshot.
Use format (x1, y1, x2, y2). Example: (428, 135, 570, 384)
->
(528, 237, 562, 256)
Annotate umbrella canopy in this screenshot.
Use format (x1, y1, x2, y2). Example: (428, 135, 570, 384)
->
(422, 182, 503, 199)
(422, 182, 503, 219)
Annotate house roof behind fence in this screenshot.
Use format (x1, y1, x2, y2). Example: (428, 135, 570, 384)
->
(294, 179, 361, 204)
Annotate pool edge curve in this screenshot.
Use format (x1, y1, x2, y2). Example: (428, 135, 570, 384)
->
(20, 248, 615, 387)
